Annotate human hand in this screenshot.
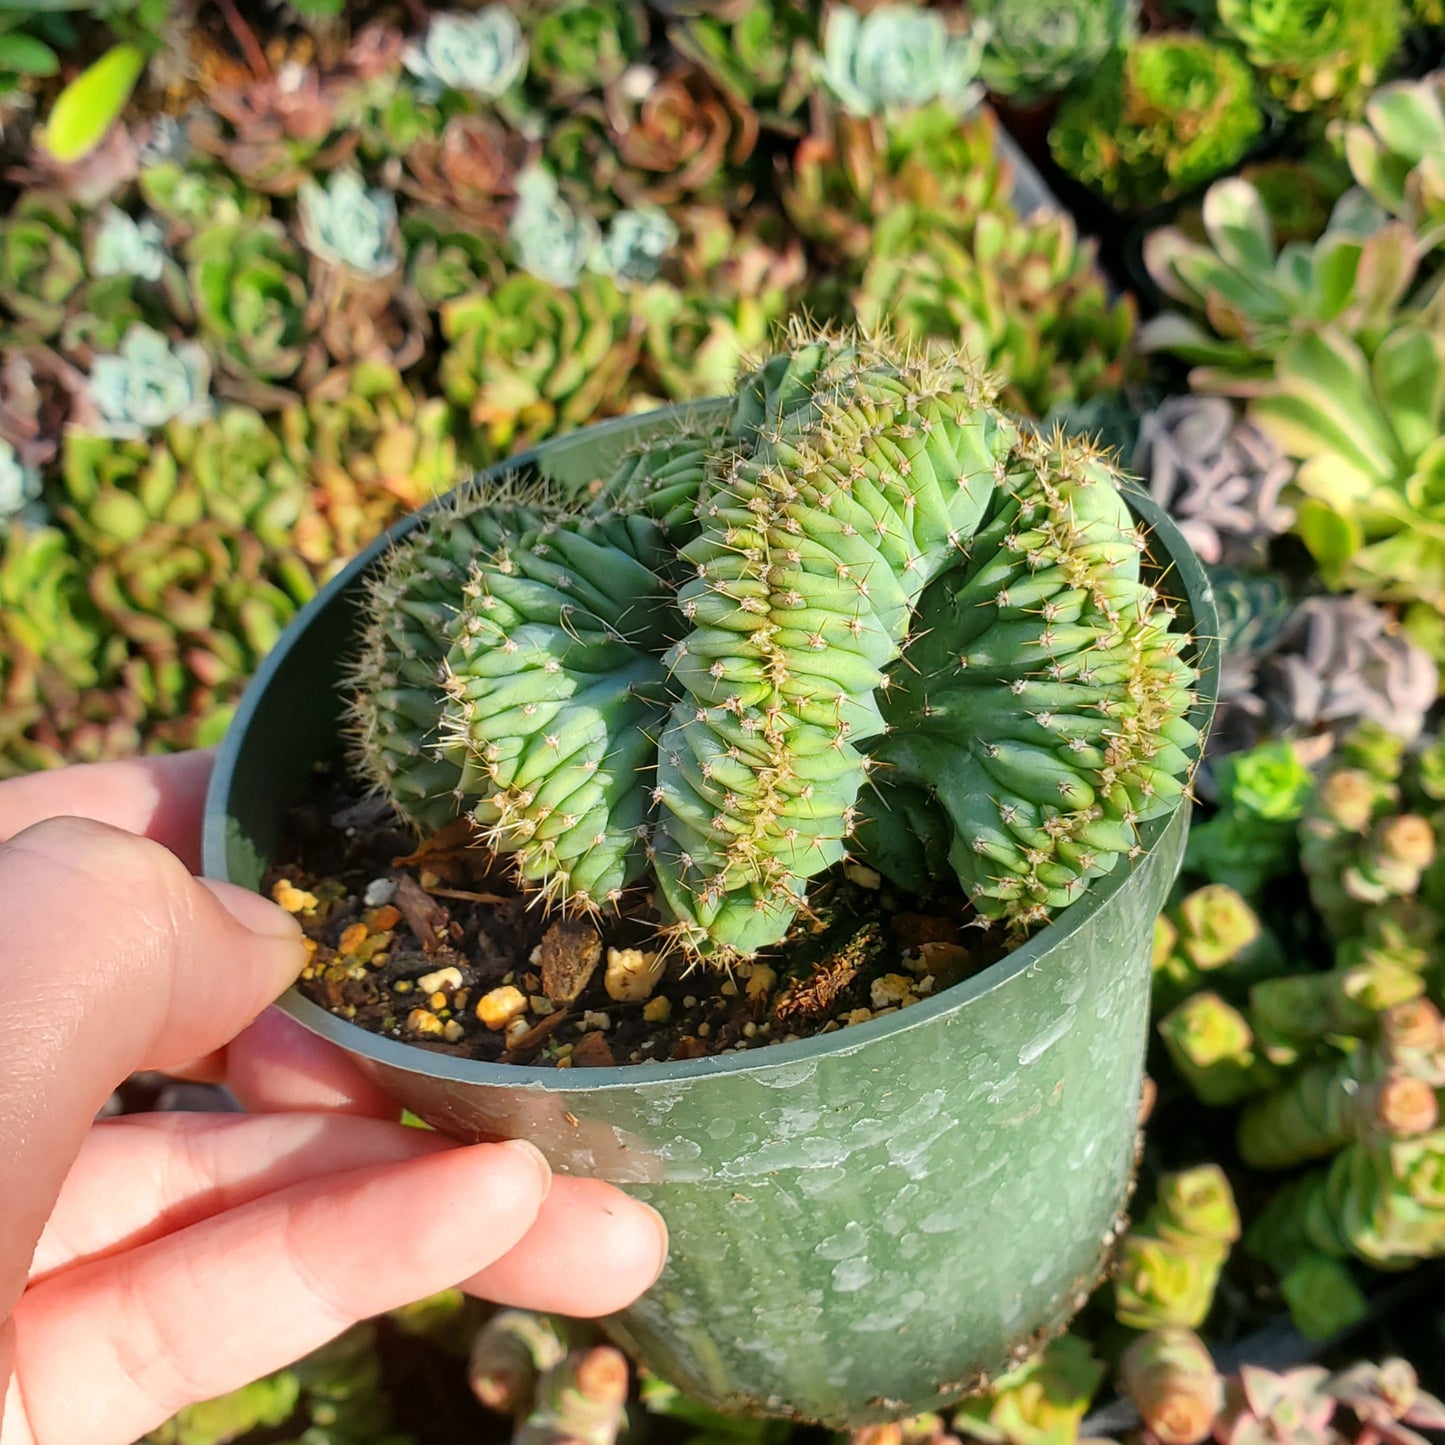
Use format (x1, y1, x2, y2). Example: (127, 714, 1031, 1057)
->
(0, 751, 668, 1445)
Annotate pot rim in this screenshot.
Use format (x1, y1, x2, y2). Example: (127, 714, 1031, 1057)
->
(204, 403, 1220, 1097)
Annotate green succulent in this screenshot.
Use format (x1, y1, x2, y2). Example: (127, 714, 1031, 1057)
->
(1151, 884, 1265, 1010)
(668, 0, 816, 124)
(526, 0, 646, 100)
(851, 206, 1134, 417)
(440, 273, 637, 460)
(1277, 1254, 1370, 1341)
(351, 331, 1201, 960)
(1215, 0, 1401, 119)
(137, 161, 269, 237)
(781, 103, 1014, 263)
(953, 1337, 1105, 1445)
(403, 5, 529, 99)
(1247, 324, 1445, 610)
(0, 522, 106, 697)
(87, 324, 211, 439)
(0, 191, 85, 340)
(1141, 179, 1422, 393)
(1344, 74, 1445, 250)
(1159, 991, 1280, 1105)
(816, 2, 983, 117)
(186, 221, 317, 401)
(975, 0, 1137, 104)
(1049, 36, 1264, 212)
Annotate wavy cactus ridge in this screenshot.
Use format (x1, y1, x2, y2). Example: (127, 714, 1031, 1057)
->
(650, 351, 1020, 955)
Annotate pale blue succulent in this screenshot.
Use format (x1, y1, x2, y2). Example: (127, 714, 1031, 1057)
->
(88, 324, 211, 439)
(508, 166, 600, 287)
(0, 440, 43, 523)
(403, 7, 528, 99)
(90, 206, 166, 282)
(818, 3, 984, 117)
(298, 171, 399, 277)
(592, 208, 678, 283)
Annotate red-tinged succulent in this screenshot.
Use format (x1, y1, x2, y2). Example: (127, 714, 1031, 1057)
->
(1214, 1367, 1338, 1445)
(1330, 1360, 1445, 1445)
(604, 63, 759, 206)
(399, 113, 534, 229)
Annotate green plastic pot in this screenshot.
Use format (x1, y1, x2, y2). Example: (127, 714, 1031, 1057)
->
(203, 404, 1220, 1429)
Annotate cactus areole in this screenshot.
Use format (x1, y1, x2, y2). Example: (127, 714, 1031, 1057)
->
(204, 334, 1218, 1428)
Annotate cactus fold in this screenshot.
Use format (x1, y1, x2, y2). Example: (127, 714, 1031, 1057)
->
(347, 332, 1200, 961)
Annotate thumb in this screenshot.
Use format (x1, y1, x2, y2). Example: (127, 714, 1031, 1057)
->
(0, 816, 306, 1319)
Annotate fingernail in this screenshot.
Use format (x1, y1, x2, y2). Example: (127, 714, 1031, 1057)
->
(201, 879, 305, 941)
(641, 1202, 670, 1285)
(501, 1138, 553, 1199)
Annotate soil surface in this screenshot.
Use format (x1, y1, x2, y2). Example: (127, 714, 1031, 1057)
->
(269, 764, 1009, 1068)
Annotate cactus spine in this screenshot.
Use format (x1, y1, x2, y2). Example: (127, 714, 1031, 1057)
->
(346, 330, 1201, 962)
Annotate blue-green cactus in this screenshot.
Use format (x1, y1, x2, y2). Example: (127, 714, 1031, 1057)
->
(348, 332, 1200, 959)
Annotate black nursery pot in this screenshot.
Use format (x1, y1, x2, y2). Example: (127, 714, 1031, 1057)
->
(204, 404, 1220, 1428)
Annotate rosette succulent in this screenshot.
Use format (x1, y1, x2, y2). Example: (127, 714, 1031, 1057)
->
(349, 330, 1202, 960)
(1247, 324, 1445, 611)
(1141, 180, 1421, 393)
(1214, 0, 1401, 119)
(0, 439, 43, 524)
(667, 0, 815, 126)
(404, 7, 529, 99)
(298, 171, 400, 278)
(1344, 74, 1445, 248)
(508, 167, 603, 287)
(851, 206, 1134, 417)
(526, 0, 647, 101)
(975, 0, 1138, 105)
(0, 191, 85, 340)
(1134, 397, 1295, 568)
(186, 221, 319, 402)
(89, 205, 165, 282)
(1050, 37, 1264, 212)
(817, 3, 983, 118)
(87, 324, 211, 439)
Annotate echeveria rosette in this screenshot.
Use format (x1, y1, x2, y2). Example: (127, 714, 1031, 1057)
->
(526, 0, 646, 102)
(1247, 324, 1445, 613)
(89, 206, 166, 282)
(0, 439, 43, 525)
(138, 162, 269, 238)
(975, 0, 1137, 105)
(508, 165, 602, 287)
(852, 206, 1134, 418)
(403, 7, 528, 99)
(440, 273, 638, 460)
(953, 1337, 1105, 1445)
(86, 325, 211, 440)
(667, 0, 816, 128)
(605, 63, 759, 208)
(298, 171, 400, 278)
(1215, 0, 1401, 119)
(0, 192, 85, 340)
(399, 114, 533, 232)
(187, 221, 320, 403)
(1141, 180, 1421, 394)
(780, 103, 1013, 264)
(1049, 36, 1263, 213)
(1214, 1365, 1337, 1445)
(817, 3, 983, 118)
(1344, 74, 1445, 251)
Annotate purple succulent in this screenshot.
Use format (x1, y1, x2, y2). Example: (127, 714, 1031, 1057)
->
(1135, 396, 1295, 569)
(1214, 1366, 1338, 1445)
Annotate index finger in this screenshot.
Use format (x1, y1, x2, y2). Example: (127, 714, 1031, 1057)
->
(0, 752, 214, 870)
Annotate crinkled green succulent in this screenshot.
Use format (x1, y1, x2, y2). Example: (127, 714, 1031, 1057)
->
(1344, 74, 1445, 249)
(351, 331, 1201, 959)
(137, 162, 269, 237)
(1141, 180, 1422, 393)
(0, 191, 85, 340)
(1247, 323, 1445, 611)
(87, 324, 212, 439)
(298, 171, 400, 278)
(975, 0, 1137, 104)
(403, 6, 529, 98)
(851, 205, 1134, 417)
(187, 221, 318, 400)
(1215, 0, 1401, 119)
(440, 273, 637, 459)
(1050, 36, 1263, 212)
(817, 2, 983, 118)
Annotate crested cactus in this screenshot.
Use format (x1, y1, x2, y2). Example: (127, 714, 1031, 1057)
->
(346, 330, 1201, 961)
